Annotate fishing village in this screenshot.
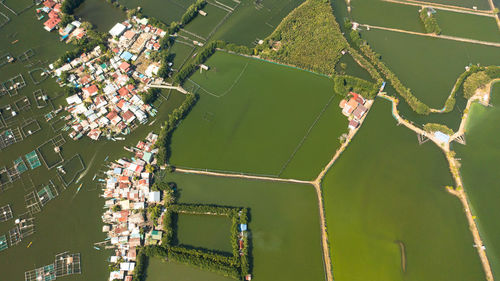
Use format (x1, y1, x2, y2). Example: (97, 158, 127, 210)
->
(1, 0, 499, 280)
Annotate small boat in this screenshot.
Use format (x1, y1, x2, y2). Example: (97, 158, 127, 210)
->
(11, 40, 18, 44)
(27, 241, 32, 248)
(76, 183, 83, 193)
(94, 246, 100, 250)
(104, 156, 109, 161)
(93, 174, 97, 180)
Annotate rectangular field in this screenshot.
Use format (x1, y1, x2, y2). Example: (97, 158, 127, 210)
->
(436, 10, 500, 43)
(164, 172, 326, 281)
(176, 213, 233, 253)
(170, 51, 347, 178)
(182, 3, 230, 39)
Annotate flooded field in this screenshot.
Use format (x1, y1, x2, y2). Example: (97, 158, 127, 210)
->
(119, 0, 196, 25)
(176, 213, 233, 253)
(161, 172, 326, 281)
(170, 51, 346, 179)
(323, 99, 484, 281)
(455, 82, 500, 280)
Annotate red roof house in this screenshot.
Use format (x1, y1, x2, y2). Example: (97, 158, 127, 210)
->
(119, 62, 131, 73)
(44, 17, 61, 32)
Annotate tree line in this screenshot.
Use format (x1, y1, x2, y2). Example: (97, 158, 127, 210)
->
(419, 8, 441, 35)
(333, 75, 380, 99)
(61, 0, 84, 15)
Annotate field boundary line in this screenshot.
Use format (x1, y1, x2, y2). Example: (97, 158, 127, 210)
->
(360, 24, 500, 47)
(277, 92, 337, 177)
(186, 61, 248, 98)
(382, 0, 494, 16)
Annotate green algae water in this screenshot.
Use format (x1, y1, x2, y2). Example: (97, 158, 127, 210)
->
(176, 213, 233, 253)
(74, 0, 125, 32)
(455, 82, 500, 280)
(323, 98, 484, 281)
(150, 172, 326, 281)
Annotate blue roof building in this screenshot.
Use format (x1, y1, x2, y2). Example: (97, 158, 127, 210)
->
(239, 224, 247, 231)
(434, 131, 450, 143)
(120, 51, 133, 61)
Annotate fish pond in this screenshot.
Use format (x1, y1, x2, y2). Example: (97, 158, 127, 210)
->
(322, 98, 484, 281)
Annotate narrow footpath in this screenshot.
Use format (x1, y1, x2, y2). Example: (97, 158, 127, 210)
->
(359, 24, 500, 48)
(382, 0, 494, 17)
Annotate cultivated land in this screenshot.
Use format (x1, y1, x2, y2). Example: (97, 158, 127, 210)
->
(163, 172, 327, 281)
(455, 82, 500, 280)
(170, 51, 347, 178)
(322, 99, 485, 281)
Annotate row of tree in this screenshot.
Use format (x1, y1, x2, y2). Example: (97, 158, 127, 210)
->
(140, 88, 160, 104)
(155, 93, 197, 165)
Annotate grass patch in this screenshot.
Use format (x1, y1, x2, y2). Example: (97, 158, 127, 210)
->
(257, 0, 348, 75)
(170, 51, 343, 177)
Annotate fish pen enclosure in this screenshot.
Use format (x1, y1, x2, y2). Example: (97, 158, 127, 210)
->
(0, 52, 13, 68)
(0, 128, 23, 150)
(13, 156, 28, 175)
(21, 119, 41, 138)
(49, 118, 67, 133)
(33, 89, 49, 108)
(25, 150, 42, 170)
(9, 212, 35, 246)
(18, 49, 35, 62)
(57, 154, 85, 187)
(55, 252, 81, 277)
(28, 68, 48, 85)
(0, 234, 8, 252)
(0, 104, 18, 122)
(0, 11, 9, 29)
(24, 264, 56, 281)
(0, 204, 13, 222)
(14, 96, 32, 112)
(37, 181, 59, 206)
(0, 167, 13, 191)
(37, 135, 65, 169)
(2, 74, 26, 96)
(24, 190, 42, 214)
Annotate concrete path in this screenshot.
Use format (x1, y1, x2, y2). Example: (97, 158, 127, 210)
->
(360, 24, 500, 47)
(382, 0, 495, 17)
(148, 83, 188, 94)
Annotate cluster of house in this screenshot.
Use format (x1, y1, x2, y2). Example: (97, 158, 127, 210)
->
(339, 92, 368, 130)
(52, 17, 172, 140)
(101, 133, 164, 281)
(37, 0, 86, 41)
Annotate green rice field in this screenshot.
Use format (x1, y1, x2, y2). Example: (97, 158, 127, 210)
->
(176, 213, 233, 253)
(161, 172, 326, 281)
(169, 41, 196, 69)
(322, 99, 484, 281)
(170, 51, 347, 179)
(455, 82, 500, 280)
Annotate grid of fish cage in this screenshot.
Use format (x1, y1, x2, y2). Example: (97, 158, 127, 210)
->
(0, 204, 13, 222)
(24, 190, 42, 214)
(0, 234, 8, 252)
(9, 212, 35, 245)
(24, 264, 56, 281)
(14, 96, 32, 111)
(21, 119, 41, 138)
(33, 89, 49, 108)
(55, 252, 81, 277)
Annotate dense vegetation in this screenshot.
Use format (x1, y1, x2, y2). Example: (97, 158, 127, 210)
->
(463, 66, 500, 99)
(255, 0, 348, 75)
(333, 75, 380, 99)
(156, 93, 197, 165)
(423, 123, 454, 135)
(61, 0, 85, 15)
(140, 88, 160, 104)
(419, 8, 441, 34)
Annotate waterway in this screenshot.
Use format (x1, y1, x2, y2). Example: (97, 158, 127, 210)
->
(455, 82, 500, 280)
(322, 97, 484, 281)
